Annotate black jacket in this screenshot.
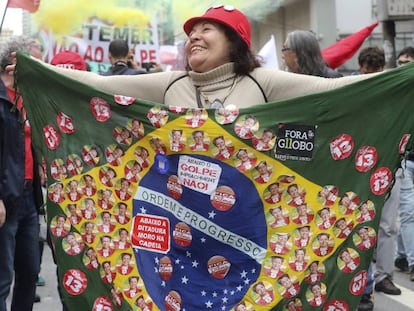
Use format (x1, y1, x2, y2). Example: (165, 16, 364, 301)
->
(102, 61, 146, 76)
(0, 80, 43, 212)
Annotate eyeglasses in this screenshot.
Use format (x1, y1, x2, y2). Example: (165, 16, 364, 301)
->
(281, 47, 292, 53)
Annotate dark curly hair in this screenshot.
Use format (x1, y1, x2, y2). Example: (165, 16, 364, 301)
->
(222, 25, 261, 75)
(358, 46, 385, 71)
(397, 46, 414, 58)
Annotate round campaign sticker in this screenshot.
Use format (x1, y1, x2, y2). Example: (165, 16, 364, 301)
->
(398, 133, 411, 154)
(66, 154, 83, 176)
(185, 108, 207, 128)
(50, 158, 67, 180)
(56, 111, 75, 134)
(207, 255, 231, 279)
(210, 185, 236, 211)
(169, 105, 187, 114)
(214, 104, 239, 125)
(90, 97, 111, 122)
(114, 94, 135, 106)
(167, 175, 183, 200)
(329, 134, 354, 160)
(323, 300, 349, 311)
(92, 296, 113, 311)
(349, 270, 368, 296)
(370, 167, 392, 195)
(165, 290, 182, 311)
(62, 269, 87, 296)
(43, 125, 60, 150)
(355, 146, 377, 172)
(147, 107, 169, 128)
(172, 222, 192, 247)
(82, 145, 100, 166)
(159, 256, 173, 281)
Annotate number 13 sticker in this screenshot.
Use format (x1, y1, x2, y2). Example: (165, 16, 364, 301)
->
(355, 146, 377, 172)
(63, 269, 87, 296)
(370, 167, 392, 196)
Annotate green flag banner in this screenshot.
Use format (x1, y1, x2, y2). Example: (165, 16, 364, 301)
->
(16, 52, 414, 311)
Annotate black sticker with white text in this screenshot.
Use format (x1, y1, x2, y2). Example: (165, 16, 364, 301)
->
(275, 124, 316, 161)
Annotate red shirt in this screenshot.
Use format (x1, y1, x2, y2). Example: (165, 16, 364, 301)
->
(8, 88, 33, 180)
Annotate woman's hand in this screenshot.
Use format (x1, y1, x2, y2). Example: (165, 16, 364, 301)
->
(0, 200, 6, 227)
(5, 51, 17, 76)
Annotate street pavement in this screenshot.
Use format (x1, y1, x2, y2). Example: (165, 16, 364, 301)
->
(6, 242, 414, 311)
(33, 244, 61, 311)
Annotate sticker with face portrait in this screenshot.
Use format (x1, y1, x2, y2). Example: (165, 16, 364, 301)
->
(185, 108, 207, 128)
(214, 104, 239, 125)
(252, 128, 276, 151)
(82, 145, 100, 166)
(62, 232, 84, 256)
(113, 125, 132, 146)
(234, 114, 259, 139)
(147, 106, 169, 128)
(337, 248, 360, 273)
(50, 214, 70, 238)
(251, 280, 275, 305)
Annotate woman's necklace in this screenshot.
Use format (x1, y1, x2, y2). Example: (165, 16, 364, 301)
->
(196, 77, 238, 109)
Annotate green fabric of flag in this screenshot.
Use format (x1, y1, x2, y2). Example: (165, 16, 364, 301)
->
(16, 51, 414, 311)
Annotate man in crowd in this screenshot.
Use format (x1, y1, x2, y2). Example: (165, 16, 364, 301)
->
(394, 46, 414, 282)
(103, 39, 146, 75)
(355, 45, 402, 311)
(0, 35, 44, 310)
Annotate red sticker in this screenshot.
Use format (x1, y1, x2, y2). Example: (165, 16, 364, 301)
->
(355, 146, 377, 172)
(165, 290, 182, 311)
(349, 270, 368, 296)
(159, 256, 173, 281)
(62, 269, 87, 296)
(330, 134, 354, 160)
(210, 185, 236, 211)
(399, 134, 411, 154)
(57, 112, 75, 134)
(167, 175, 183, 200)
(132, 214, 171, 252)
(43, 125, 60, 150)
(92, 296, 113, 311)
(114, 95, 135, 106)
(172, 222, 192, 248)
(90, 97, 111, 122)
(207, 255, 231, 279)
(323, 300, 349, 311)
(370, 167, 392, 195)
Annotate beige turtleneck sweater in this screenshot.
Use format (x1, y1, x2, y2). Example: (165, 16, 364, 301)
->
(43, 62, 374, 108)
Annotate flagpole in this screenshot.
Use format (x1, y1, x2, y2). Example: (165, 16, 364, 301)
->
(0, 0, 10, 33)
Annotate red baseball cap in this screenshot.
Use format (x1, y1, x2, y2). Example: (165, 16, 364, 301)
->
(50, 51, 87, 71)
(183, 5, 251, 48)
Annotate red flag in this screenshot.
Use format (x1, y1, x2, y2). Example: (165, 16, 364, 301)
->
(7, 0, 40, 13)
(322, 21, 379, 69)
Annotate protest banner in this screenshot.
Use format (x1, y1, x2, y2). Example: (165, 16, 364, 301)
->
(16, 52, 414, 311)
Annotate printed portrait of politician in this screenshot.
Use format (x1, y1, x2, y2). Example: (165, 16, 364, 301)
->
(189, 130, 210, 152)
